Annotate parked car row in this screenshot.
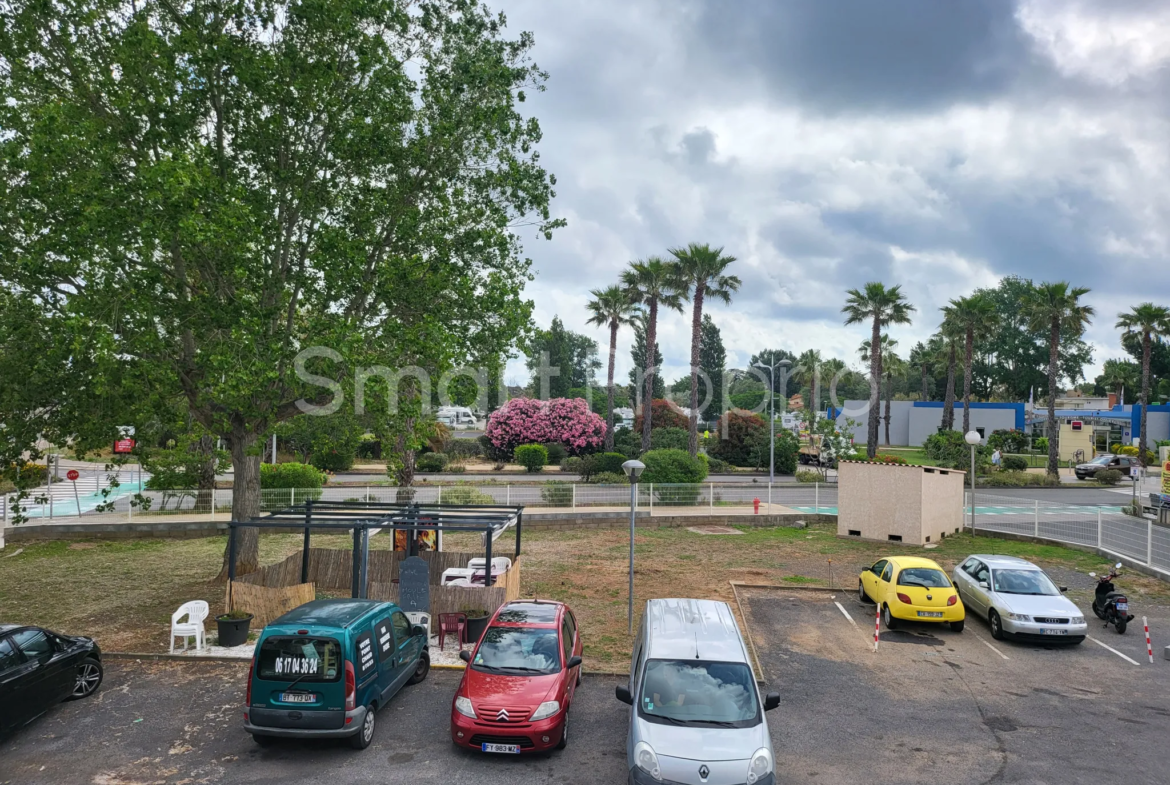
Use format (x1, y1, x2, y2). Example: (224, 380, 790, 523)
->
(858, 554, 1089, 643)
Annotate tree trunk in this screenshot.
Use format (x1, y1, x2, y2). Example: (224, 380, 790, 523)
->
(687, 286, 705, 457)
(195, 434, 216, 513)
(218, 430, 261, 579)
(1046, 319, 1060, 478)
(641, 299, 658, 453)
(867, 317, 882, 458)
(605, 320, 618, 450)
(921, 363, 929, 402)
(962, 327, 974, 434)
(1140, 331, 1151, 466)
(883, 373, 892, 445)
(942, 344, 957, 430)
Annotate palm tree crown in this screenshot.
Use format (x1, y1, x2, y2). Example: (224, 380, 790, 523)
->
(622, 257, 685, 452)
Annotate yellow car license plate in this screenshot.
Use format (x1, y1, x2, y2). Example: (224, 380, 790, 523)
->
(917, 611, 943, 618)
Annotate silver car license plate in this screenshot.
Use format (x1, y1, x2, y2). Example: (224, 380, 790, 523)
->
(1042, 629, 1067, 635)
(281, 692, 314, 703)
(917, 611, 943, 618)
(482, 743, 521, 754)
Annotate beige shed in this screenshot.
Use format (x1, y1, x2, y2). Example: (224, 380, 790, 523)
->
(837, 461, 966, 546)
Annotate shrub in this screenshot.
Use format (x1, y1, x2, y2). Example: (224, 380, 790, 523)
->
(612, 426, 640, 458)
(514, 444, 549, 473)
(590, 452, 629, 476)
(1096, 469, 1123, 486)
(632, 399, 689, 433)
(987, 429, 1028, 454)
(1034, 437, 1048, 453)
(640, 449, 708, 484)
(440, 486, 497, 505)
(795, 470, 821, 483)
(978, 471, 1061, 488)
(650, 427, 689, 451)
(542, 442, 568, 466)
(447, 440, 483, 460)
(924, 430, 988, 470)
(589, 471, 628, 485)
(356, 434, 382, 460)
(478, 433, 510, 462)
(706, 456, 731, 473)
(310, 446, 355, 472)
(415, 453, 449, 473)
(869, 453, 909, 465)
(1001, 455, 1029, 472)
(1116, 445, 1157, 464)
(485, 397, 606, 457)
(260, 462, 325, 489)
(540, 480, 573, 506)
(561, 456, 584, 474)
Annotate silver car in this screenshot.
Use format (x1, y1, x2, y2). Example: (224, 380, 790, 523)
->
(616, 599, 780, 785)
(952, 555, 1087, 643)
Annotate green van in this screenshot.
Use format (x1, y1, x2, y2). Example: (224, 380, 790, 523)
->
(244, 599, 430, 749)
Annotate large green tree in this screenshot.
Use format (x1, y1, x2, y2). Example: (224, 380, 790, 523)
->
(698, 314, 727, 420)
(586, 285, 638, 449)
(1116, 303, 1170, 465)
(842, 283, 915, 458)
(525, 317, 600, 398)
(668, 242, 740, 456)
(942, 294, 997, 434)
(1021, 283, 1095, 477)
(628, 311, 666, 402)
(623, 258, 684, 452)
(0, 0, 559, 571)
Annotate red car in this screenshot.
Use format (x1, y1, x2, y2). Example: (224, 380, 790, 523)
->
(451, 599, 583, 755)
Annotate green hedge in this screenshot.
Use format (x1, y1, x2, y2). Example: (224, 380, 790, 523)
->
(416, 453, 449, 472)
(1001, 455, 1029, 472)
(260, 462, 325, 489)
(640, 449, 708, 484)
(978, 471, 1061, 487)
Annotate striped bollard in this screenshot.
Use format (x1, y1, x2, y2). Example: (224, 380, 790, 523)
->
(1145, 616, 1153, 664)
(874, 603, 881, 653)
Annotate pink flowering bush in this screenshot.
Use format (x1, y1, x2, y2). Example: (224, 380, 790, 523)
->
(485, 397, 606, 457)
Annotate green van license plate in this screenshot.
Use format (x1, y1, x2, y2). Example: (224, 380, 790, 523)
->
(281, 692, 315, 703)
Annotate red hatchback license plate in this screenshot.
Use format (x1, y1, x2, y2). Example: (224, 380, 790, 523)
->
(482, 743, 521, 754)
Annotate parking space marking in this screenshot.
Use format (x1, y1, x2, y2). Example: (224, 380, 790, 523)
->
(971, 633, 1010, 661)
(1088, 635, 1141, 665)
(834, 601, 858, 628)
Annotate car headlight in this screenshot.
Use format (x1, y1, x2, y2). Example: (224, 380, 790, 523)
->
(454, 696, 476, 718)
(530, 700, 560, 721)
(1071, 615, 1085, 624)
(747, 747, 773, 784)
(1007, 613, 1032, 622)
(634, 741, 662, 781)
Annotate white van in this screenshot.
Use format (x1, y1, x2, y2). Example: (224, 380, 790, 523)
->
(436, 406, 477, 429)
(616, 599, 779, 785)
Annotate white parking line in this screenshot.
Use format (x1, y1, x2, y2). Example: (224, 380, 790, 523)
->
(834, 601, 858, 628)
(972, 633, 1010, 661)
(1088, 635, 1141, 665)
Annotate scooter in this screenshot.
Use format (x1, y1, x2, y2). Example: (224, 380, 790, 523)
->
(1089, 563, 1134, 634)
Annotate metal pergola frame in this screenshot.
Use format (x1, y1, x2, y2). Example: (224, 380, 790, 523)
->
(226, 499, 523, 599)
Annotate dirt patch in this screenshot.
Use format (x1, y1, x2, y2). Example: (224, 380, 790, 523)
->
(686, 525, 743, 535)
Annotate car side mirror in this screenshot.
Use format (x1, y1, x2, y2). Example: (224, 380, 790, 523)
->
(566, 655, 583, 669)
(978, 580, 989, 589)
(459, 650, 472, 663)
(413, 625, 428, 637)
(615, 685, 634, 705)
(763, 692, 781, 712)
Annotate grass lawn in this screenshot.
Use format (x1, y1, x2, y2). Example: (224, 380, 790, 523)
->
(3, 525, 1168, 670)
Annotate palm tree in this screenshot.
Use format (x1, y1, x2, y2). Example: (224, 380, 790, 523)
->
(942, 294, 997, 434)
(668, 243, 741, 456)
(843, 283, 915, 458)
(796, 349, 825, 418)
(1116, 303, 1170, 465)
(1099, 358, 1139, 402)
(1021, 282, 1095, 477)
(935, 323, 962, 430)
(911, 335, 943, 402)
(586, 285, 639, 450)
(622, 257, 685, 452)
(860, 335, 899, 446)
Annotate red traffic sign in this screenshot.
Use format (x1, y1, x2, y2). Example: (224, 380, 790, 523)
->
(113, 438, 136, 454)
(66, 469, 80, 481)
(1070, 420, 1083, 431)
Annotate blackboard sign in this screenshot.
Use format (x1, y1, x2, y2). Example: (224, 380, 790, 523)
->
(354, 632, 376, 679)
(375, 619, 394, 663)
(398, 556, 430, 613)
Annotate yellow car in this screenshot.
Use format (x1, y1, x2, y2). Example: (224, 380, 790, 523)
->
(858, 556, 965, 632)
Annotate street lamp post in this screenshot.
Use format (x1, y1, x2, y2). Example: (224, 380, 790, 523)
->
(754, 359, 792, 485)
(965, 430, 981, 533)
(622, 459, 646, 634)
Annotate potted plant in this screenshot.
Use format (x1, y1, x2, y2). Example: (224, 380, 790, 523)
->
(215, 609, 254, 648)
(462, 608, 490, 644)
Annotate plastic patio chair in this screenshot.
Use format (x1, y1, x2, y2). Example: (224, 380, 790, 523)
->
(467, 557, 512, 573)
(405, 611, 432, 637)
(438, 613, 467, 651)
(441, 567, 475, 585)
(170, 600, 209, 653)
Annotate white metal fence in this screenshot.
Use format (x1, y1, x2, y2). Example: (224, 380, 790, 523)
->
(966, 491, 1170, 579)
(2, 482, 839, 522)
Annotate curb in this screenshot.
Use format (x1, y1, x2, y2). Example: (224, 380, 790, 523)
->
(729, 581, 843, 592)
(101, 652, 625, 676)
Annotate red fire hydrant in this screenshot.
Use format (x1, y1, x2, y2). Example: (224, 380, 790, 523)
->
(753, 497, 760, 515)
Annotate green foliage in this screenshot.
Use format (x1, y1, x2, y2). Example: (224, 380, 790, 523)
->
(987, 429, 1028, 453)
(978, 471, 1061, 488)
(583, 452, 631, 479)
(356, 434, 382, 460)
(640, 449, 709, 484)
(142, 435, 229, 490)
(628, 318, 666, 400)
(561, 456, 584, 474)
(698, 314, 726, 418)
(542, 443, 568, 466)
(706, 456, 731, 473)
(277, 412, 361, 472)
(1001, 455, 1029, 472)
(612, 426, 641, 458)
(1035, 437, 1049, 452)
(526, 317, 601, 397)
(651, 427, 689, 451)
(1096, 469, 1123, 486)
(540, 481, 573, 506)
(260, 463, 325, 490)
(415, 453, 449, 473)
(479, 434, 510, 462)
(514, 444, 549, 473)
(707, 411, 798, 472)
(795, 470, 821, 483)
(589, 471, 628, 485)
(446, 440, 483, 460)
(1115, 445, 1157, 463)
(865, 454, 909, 465)
(440, 486, 497, 505)
(924, 430, 989, 470)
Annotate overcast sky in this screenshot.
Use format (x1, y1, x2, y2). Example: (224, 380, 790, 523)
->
(496, 0, 1170, 389)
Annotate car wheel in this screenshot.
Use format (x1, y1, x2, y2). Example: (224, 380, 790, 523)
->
(252, 733, 275, 747)
(949, 620, 964, 633)
(988, 610, 1004, 641)
(350, 706, 375, 750)
(407, 653, 430, 685)
(858, 580, 870, 604)
(882, 604, 897, 630)
(68, 657, 103, 700)
(555, 709, 569, 750)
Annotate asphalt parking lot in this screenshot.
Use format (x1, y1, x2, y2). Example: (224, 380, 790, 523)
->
(744, 589, 1170, 785)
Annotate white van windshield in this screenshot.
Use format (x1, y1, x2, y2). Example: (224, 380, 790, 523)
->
(639, 659, 759, 727)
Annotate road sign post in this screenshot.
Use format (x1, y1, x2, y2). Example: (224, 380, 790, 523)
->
(67, 469, 81, 518)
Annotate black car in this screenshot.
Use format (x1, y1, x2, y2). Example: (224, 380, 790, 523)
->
(1074, 454, 1136, 481)
(0, 624, 103, 736)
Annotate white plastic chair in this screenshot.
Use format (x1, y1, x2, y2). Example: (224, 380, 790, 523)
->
(170, 600, 209, 653)
(441, 567, 475, 585)
(405, 611, 432, 636)
(467, 557, 512, 573)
